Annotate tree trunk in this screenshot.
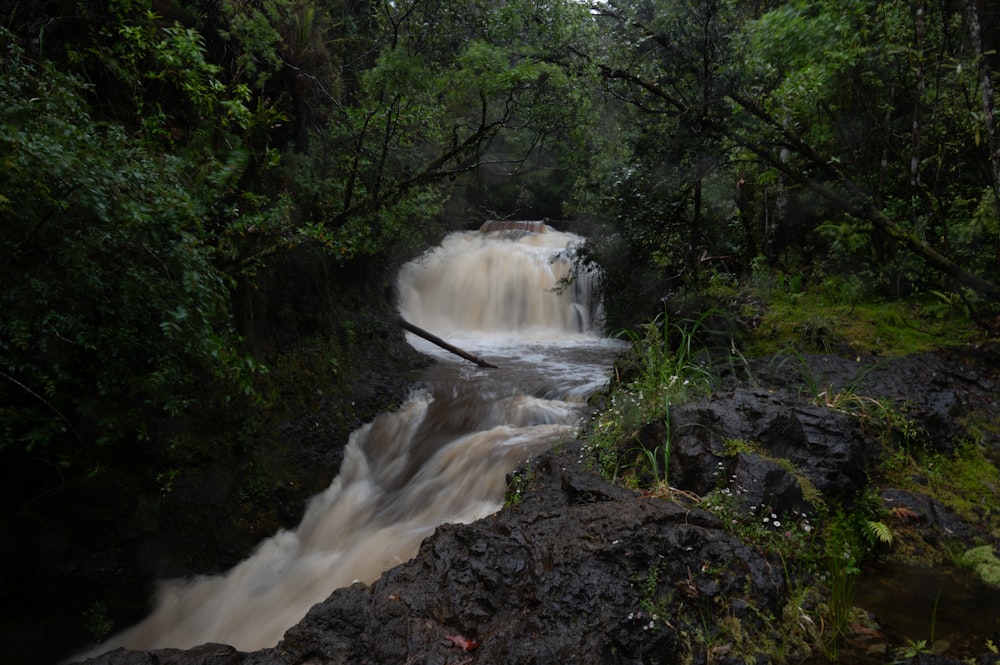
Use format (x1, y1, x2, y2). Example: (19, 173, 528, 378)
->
(966, 0, 1000, 194)
(399, 318, 498, 368)
(965, 0, 1000, 275)
(911, 0, 926, 195)
(729, 91, 1000, 304)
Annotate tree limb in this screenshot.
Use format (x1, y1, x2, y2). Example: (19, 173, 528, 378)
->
(727, 94, 999, 303)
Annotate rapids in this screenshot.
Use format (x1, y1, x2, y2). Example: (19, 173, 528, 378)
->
(76, 223, 622, 657)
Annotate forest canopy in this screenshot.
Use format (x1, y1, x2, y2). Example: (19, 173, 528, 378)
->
(1, 0, 998, 478)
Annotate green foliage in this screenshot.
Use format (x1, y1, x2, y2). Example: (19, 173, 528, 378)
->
(959, 546, 1000, 587)
(885, 440, 1000, 535)
(217, 1, 286, 89)
(81, 601, 114, 641)
(865, 520, 894, 547)
(584, 313, 715, 486)
(0, 30, 260, 456)
(574, 0, 1000, 313)
(819, 506, 884, 659)
(742, 0, 872, 122)
(899, 638, 934, 659)
(504, 466, 538, 508)
(280, 0, 594, 260)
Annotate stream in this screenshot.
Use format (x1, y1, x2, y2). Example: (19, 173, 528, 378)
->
(76, 223, 622, 658)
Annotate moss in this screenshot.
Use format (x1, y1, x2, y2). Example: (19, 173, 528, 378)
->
(746, 291, 978, 358)
(586, 281, 994, 664)
(722, 437, 763, 456)
(962, 545, 1000, 586)
(882, 441, 1000, 541)
(720, 438, 825, 512)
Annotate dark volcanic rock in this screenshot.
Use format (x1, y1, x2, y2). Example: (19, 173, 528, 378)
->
(275, 450, 784, 665)
(77, 444, 787, 665)
(880, 488, 985, 546)
(71, 346, 1000, 665)
(750, 347, 1000, 454)
(637, 388, 872, 517)
(77, 644, 246, 665)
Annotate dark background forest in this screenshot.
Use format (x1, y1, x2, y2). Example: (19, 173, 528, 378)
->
(1, 0, 998, 662)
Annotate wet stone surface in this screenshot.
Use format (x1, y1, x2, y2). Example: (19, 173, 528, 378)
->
(74, 346, 1000, 665)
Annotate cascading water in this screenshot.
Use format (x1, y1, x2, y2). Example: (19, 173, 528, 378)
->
(76, 222, 621, 659)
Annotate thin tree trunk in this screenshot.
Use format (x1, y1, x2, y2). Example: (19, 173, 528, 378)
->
(399, 318, 498, 368)
(964, 0, 1000, 274)
(966, 0, 1000, 194)
(911, 0, 926, 195)
(729, 91, 1000, 303)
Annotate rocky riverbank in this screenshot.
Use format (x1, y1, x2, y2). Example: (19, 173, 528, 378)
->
(71, 343, 1000, 665)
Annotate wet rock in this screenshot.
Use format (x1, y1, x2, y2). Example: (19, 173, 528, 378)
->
(748, 347, 1000, 455)
(76, 643, 245, 665)
(880, 489, 983, 547)
(645, 388, 870, 516)
(76, 444, 787, 665)
(70, 346, 1000, 665)
(271, 443, 786, 665)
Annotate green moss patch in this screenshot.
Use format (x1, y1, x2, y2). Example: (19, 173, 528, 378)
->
(962, 545, 1000, 587)
(746, 292, 978, 358)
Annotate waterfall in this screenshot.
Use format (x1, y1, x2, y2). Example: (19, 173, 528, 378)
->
(75, 223, 620, 658)
(397, 223, 603, 337)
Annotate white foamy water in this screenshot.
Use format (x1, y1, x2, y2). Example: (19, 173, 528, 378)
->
(77, 224, 621, 658)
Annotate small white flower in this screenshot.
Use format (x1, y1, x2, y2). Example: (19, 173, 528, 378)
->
(773, 520, 781, 528)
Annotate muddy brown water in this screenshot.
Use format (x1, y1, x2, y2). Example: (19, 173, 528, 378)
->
(73, 225, 624, 659)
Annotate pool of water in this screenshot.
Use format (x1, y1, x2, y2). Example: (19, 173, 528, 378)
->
(855, 563, 1000, 657)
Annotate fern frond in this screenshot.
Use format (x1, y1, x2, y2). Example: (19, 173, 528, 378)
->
(866, 520, 894, 545)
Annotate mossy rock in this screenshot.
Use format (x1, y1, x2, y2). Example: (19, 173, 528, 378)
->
(962, 545, 1000, 586)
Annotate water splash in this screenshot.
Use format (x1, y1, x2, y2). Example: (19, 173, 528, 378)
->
(77, 225, 618, 657)
(397, 225, 602, 338)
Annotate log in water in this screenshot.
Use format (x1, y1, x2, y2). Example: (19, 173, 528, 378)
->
(75, 224, 621, 658)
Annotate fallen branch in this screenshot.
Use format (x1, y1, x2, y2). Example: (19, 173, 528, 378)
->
(399, 318, 498, 369)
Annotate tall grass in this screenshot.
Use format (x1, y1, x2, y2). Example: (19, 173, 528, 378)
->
(585, 311, 719, 489)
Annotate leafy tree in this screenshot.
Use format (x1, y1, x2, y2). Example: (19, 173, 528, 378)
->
(283, 0, 596, 260)
(570, 0, 999, 327)
(0, 29, 258, 462)
(568, 0, 746, 325)
(728, 0, 999, 308)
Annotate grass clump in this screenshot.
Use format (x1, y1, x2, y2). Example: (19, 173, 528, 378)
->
(583, 312, 716, 490)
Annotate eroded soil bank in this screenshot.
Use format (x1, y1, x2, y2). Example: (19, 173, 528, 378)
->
(73, 344, 1000, 665)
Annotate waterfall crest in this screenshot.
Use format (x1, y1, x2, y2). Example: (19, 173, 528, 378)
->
(397, 225, 601, 337)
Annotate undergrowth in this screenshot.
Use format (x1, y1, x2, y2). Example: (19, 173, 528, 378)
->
(577, 283, 997, 663)
(583, 310, 716, 489)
